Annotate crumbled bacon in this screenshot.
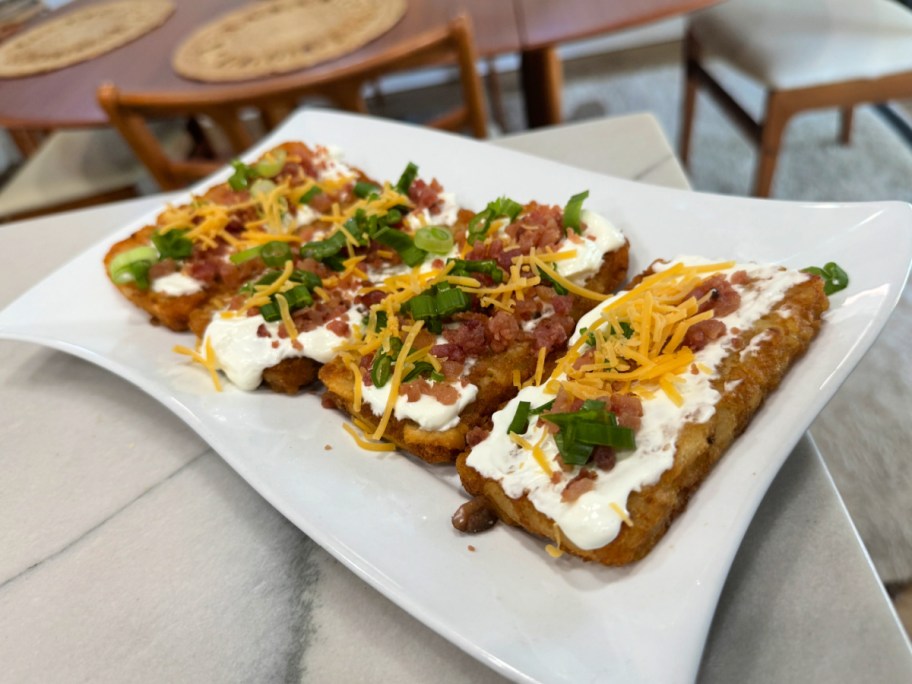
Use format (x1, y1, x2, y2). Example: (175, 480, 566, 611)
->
(443, 314, 488, 356)
(256, 324, 270, 338)
(399, 378, 459, 405)
(408, 178, 443, 210)
(683, 319, 727, 351)
(561, 469, 597, 502)
(431, 343, 466, 363)
(148, 259, 177, 280)
(609, 393, 643, 431)
(591, 446, 617, 472)
(466, 426, 490, 447)
(326, 318, 349, 337)
(687, 274, 741, 317)
(531, 315, 573, 352)
(486, 311, 522, 352)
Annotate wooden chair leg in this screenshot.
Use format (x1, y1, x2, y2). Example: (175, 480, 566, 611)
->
(839, 106, 854, 145)
(754, 92, 792, 198)
(680, 33, 700, 166)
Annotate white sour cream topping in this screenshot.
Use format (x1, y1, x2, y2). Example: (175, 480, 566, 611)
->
(204, 305, 362, 391)
(314, 145, 355, 182)
(360, 379, 479, 432)
(558, 209, 625, 283)
(405, 192, 460, 230)
(296, 203, 319, 227)
(151, 272, 204, 296)
(467, 256, 810, 550)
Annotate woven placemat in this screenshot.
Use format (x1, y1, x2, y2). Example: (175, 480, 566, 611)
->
(0, 0, 174, 78)
(173, 0, 407, 83)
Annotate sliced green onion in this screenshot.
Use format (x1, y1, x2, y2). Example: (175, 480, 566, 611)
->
(284, 284, 314, 309)
(228, 160, 255, 191)
(260, 241, 293, 268)
(542, 399, 636, 465)
(109, 246, 159, 286)
(354, 181, 381, 199)
(405, 293, 437, 319)
(374, 228, 426, 267)
(299, 186, 323, 205)
(395, 162, 419, 194)
(259, 301, 281, 322)
(448, 258, 504, 284)
(403, 361, 441, 383)
(563, 190, 589, 234)
(253, 149, 287, 178)
(413, 225, 454, 254)
(291, 269, 322, 290)
(250, 178, 277, 197)
(371, 354, 393, 388)
(507, 401, 531, 434)
(301, 231, 347, 261)
(151, 228, 192, 260)
(466, 196, 523, 245)
(537, 261, 568, 294)
(435, 286, 471, 317)
(529, 399, 555, 415)
(230, 245, 263, 264)
(802, 261, 849, 296)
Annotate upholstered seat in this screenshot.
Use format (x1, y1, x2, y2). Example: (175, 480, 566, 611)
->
(681, 0, 912, 197)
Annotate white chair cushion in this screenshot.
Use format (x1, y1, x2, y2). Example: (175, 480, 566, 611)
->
(691, 0, 912, 90)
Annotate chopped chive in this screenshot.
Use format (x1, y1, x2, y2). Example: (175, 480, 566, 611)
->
(354, 181, 381, 198)
(507, 401, 531, 435)
(252, 149, 287, 178)
(109, 246, 159, 286)
(802, 261, 849, 296)
(228, 160, 255, 191)
(260, 241, 293, 268)
(151, 228, 193, 260)
(230, 245, 263, 264)
(395, 162, 419, 194)
(299, 186, 323, 205)
(563, 190, 589, 234)
(413, 225, 454, 254)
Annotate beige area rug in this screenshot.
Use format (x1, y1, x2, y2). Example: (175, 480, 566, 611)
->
(373, 42, 912, 583)
(173, 0, 406, 83)
(0, 0, 174, 77)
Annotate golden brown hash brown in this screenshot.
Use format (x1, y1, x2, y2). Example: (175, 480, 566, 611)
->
(455, 273, 829, 565)
(319, 241, 631, 464)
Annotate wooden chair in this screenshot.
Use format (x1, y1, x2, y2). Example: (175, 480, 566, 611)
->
(680, 0, 912, 197)
(98, 15, 488, 191)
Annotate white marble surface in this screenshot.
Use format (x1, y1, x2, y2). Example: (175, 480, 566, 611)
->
(1, 113, 910, 683)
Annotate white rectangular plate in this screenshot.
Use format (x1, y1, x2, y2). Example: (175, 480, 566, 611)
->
(1, 111, 910, 683)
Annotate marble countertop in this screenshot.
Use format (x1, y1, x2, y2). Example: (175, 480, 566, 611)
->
(1, 113, 910, 682)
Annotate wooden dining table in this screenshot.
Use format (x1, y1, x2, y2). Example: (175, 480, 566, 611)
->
(0, 0, 720, 132)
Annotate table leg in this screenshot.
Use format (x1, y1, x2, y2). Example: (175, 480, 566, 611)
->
(520, 46, 563, 128)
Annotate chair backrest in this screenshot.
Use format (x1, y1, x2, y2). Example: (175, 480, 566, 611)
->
(97, 14, 488, 191)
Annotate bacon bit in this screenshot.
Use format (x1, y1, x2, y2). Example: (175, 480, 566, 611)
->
(324, 444, 332, 451)
(687, 274, 741, 317)
(467, 545, 476, 552)
(592, 446, 617, 472)
(561, 468, 597, 502)
(610, 393, 643, 430)
(271, 340, 279, 349)
(291, 339, 303, 351)
(683, 319, 727, 352)
(326, 318, 350, 337)
(731, 270, 751, 285)
(690, 363, 700, 375)
(256, 324, 270, 338)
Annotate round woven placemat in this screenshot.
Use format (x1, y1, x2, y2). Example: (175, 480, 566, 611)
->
(0, 0, 174, 78)
(173, 0, 407, 83)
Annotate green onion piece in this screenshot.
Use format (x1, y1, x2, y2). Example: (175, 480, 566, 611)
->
(284, 284, 314, 310)
(260, 241, 293, 268)
(259, 301, 281, 322)
(249, 178, 277, 197)
(414, 225, 454, 254)
(369, 310, 388, 332)
(127, 260, 152, 290)
(466, 196, 524, 245)
(403, 361, 439, 383)
(252, 149, 287, 178)
(230, 245, 263, 265)
(537, 262, 568, 294)
(802, 261, 849, 296)
(395, 162, 419, 194)
(553, 430, 594, 466)
(448, 258, 504, 283)
(529, 399, 555, 415)
(228, 160, 255, 191)
(371, 354, 393, 388)
(434, 286, 471, 317)
(108, 246, 159, 285)
(354, 181, 381, 199)
(150, 228, 193, 260)
(374, 228, 427, 267)
(254, 270, 282, 287)
(573, 422, 636, 450)
(563, 190, 589, 234)
(291, 269, 322, 290)
(405, 293, 437, 320)
(507, 401, 531, 435)
(299, 186, 323, 205)
(301, 231, 348, 261)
